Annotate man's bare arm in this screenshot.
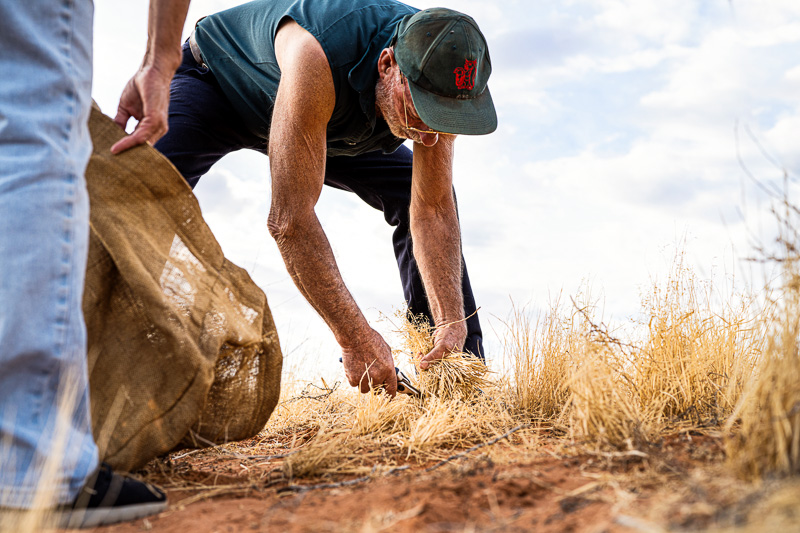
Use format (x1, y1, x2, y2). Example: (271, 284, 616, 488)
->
(112, 0, 191, 153)
(268, 21, 397, 395)
(410, 135, 468, 369)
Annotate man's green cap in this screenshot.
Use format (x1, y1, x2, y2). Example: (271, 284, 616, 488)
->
(393, 8, 497, 135)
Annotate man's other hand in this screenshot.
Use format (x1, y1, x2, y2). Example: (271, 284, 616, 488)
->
(419, 321, 467, 370)
(341, 329, 397, 396)
(111, 65, 174, 154)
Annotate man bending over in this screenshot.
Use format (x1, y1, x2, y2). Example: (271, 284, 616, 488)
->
(154, 0, 497, 396)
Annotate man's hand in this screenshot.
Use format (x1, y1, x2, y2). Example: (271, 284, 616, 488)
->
(110, 0, 189, 154)
(341, 329, 398, 396)
(419, 321, 467, 370)
(111, 65, 175, 154)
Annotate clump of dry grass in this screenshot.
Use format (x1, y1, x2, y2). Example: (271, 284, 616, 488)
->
(726, 262, 800, 479)
(412, 354, 492, 401)
(565, 337, 658, 449)
(507, 259, 765, 450)
(396, 311, 492, 401)
(724, 188, 800, 480)
(633, 258, 761, 429)
(274, 314, 516, 480)
(500, 298, 576, 421)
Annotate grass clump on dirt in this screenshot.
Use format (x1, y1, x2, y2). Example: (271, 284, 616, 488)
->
(135, 236, 800, 531)
(496, 259, 762, 452)
(500, 298, 575, 421)
(632, 258, 762, 430)
(272, 317, 514, 481)
(397, 311, 493, 401)
(726, 198, 800, 480)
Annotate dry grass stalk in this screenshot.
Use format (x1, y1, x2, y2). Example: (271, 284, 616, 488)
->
(412, 354, 492, 401)
(500, 300, 576, 420)
(726, 270, 800, 479)
(564, 338, 657, 449)
(396, 310, 492, 401)
(633, 261, 761, 428)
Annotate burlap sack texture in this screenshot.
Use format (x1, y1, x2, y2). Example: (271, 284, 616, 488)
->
(83, 105, 282, 471)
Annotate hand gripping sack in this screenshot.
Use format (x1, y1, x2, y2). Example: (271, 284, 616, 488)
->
(83, 105, 282, 471)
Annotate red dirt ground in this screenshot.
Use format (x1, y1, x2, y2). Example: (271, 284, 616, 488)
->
(70, 432, 737, 533)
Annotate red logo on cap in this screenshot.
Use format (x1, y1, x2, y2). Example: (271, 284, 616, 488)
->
(454, 59, 477, 90)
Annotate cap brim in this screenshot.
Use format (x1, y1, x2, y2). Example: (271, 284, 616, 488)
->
(407, 78, 497, 135)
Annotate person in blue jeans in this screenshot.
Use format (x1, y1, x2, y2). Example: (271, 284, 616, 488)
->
(0, 0, 189, 527)
(156, 0, 498, 396)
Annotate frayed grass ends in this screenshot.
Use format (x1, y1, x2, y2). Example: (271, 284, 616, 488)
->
(395, 311, 492, 402)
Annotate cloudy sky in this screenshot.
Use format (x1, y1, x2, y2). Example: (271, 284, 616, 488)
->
(93, 0, 800, 380)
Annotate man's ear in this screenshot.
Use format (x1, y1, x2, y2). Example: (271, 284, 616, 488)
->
(377, 48, 396, 80)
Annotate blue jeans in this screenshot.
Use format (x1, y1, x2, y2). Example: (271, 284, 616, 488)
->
(155, 44, 485, 357)
(0, 0, 98, 508)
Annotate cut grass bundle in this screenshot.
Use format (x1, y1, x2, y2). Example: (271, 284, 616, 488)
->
(412, 353, 492, 401)
(396, 310, 492, 401)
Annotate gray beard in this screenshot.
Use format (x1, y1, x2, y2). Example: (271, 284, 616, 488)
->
(375, 74, 408, 140)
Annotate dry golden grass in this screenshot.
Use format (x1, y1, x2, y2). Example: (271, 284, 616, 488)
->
(226, 251, 787, 495)
(394, 310, 493, 401)
(564, 337, 659, 449)
(570, 260, 762, 449)
(722, 193, 800, 481)
(489, 257, 764, 452)
(726, 268, 800, 479)
(267, 261, 765, 479)
(500, 299, 575, 421)
(131, 249, 800, 531)
(633, 260, 762, 429)
(265, 314, 516, 480)
(275, 381, 514, 480)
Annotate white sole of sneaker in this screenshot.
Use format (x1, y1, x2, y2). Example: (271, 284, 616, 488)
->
(58, 500, 167, 529)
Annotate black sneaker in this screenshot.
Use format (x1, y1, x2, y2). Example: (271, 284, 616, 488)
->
(57, 463, 167, 529)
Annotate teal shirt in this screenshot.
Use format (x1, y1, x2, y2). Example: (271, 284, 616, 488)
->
(194, 0, 418, 157)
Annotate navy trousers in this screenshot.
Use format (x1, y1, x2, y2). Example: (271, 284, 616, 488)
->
(155, 44, 484, 359)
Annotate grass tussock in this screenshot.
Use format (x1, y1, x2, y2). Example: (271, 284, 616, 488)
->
(501, 298, 575, 421)
(565, 337, 658, 449)
(633, 259, 761, 429)
(726, 259, 800, 479)
(396, 311, 493, 401)
(499, 258, 763, 451)
(272, 315, 514, 480)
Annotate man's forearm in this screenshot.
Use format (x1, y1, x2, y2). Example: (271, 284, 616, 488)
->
(145, 0, 191, 72)
(410, 199, 465, 329)
(269, 211, 371, 346)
